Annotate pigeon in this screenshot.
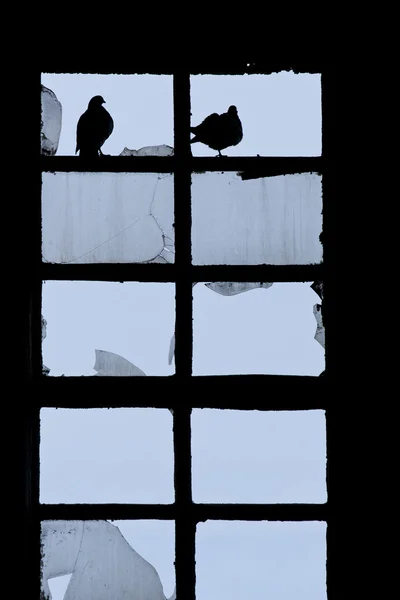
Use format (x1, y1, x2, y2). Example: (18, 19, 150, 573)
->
(190, 105, 243, 156)
(76, 95, 114, 158)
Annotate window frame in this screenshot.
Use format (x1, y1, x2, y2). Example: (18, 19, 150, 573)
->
(24, 62, 336, 600)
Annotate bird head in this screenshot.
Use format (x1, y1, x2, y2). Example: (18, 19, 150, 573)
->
(88, 95, 106, 108)
(227, 105, 238, 115)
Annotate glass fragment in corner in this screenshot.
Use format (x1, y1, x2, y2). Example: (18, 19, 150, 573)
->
(41, 520, 175, 600)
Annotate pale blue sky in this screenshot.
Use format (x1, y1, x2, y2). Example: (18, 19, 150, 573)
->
(41, 72, 321, 156)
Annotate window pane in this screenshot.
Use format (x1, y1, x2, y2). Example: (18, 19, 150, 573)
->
(192, 173, 322, 265)
(40, 409, 174, 503)
(41, 520, 175, 600)
(190, 73, 321, 156)
(42, 173, 174, 264)
(193, 282, 325, 375)
(192, 410, 326, 503)
(40, 74, 173, 156)
(42, 281, 175, 376)
(196, 522, 326, 600)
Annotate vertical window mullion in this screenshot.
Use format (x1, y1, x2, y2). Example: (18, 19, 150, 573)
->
(174, 407, 195, 600)
(25, 405, 41, 600)
(173, 70, 195, 600)
(173, 70, 193, 378)
(321, 66, 336, 380)
(321, 65, 336, 600)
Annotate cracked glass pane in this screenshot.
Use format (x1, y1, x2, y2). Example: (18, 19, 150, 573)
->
(42, 173, 174, 264)
(196, 522, 326, 600)
(40, 74, 173, 156)
(40, 409, 174, 503)
(192, 172, 322, 265)
(192, 410, 326, 503)
(42, 281, 175, 376)
(41, 520, 175, 600)
(190, 72, 321, 156)
(193, 282, 325, 375)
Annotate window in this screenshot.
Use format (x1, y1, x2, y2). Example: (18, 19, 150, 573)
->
(25, 61, 336, 599)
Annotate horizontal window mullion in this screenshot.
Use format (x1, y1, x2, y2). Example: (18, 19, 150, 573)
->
(41, 263, 323, 282)
(41, 263, 177, 281)
(39, 503, 175, 521)
(40, 156, 323, 174)
(194, 503, 327, 522)
(40, 63, 323, 76)
(37, 375, 328, 409)
(191, 264, 323, 282)
(38, 502, 327, 522)
(41, 156, 176, 173)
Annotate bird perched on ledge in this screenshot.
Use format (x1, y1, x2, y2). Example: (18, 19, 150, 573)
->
(76, 95, 114, 158)
(190, 105, 243, 156)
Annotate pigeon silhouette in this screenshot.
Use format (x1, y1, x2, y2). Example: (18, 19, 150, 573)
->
(76, 95, 114, 158)
(190, 105, 243, 156)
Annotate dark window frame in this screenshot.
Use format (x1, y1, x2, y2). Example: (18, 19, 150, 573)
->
(24, 62, 336, 600)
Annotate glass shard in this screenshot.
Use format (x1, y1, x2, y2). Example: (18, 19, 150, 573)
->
(193, 282, 325, 375)
(41, 520, 175, 600)
(205, 282, 273, 296)
(41, 85, 62, 156)
(311, 280, 324, 300)
(190, 73, 321, 156)
(192, 410, 326, 503)
(40, 408, 174, 503)
(192, 173, 322, 265)
(168, 333, 175, 366)
(93, 349, 146, 376)
(120, 144, 174, 156)
(41, 315, 50, 375)
(42, 173, 174, 264)
(311, 281, 325, 348)
(313, 303, 325, 348)
(42, 281, 175, 376)
(196, 522, 327, 600)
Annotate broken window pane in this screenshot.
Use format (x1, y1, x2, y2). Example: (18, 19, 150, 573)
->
(42, 173, 174, 264)
(40, 408, 174, 503)
(193, 282, 325, 375)
(42, 281, 175, 376)
(40, 74, 173, 156)
(192, 172, 322, 265)
(190, 72, 321, 156)
(41, 520, 175, 600)
(192, 410, 326, 503)
(196, 521, 326, 600)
